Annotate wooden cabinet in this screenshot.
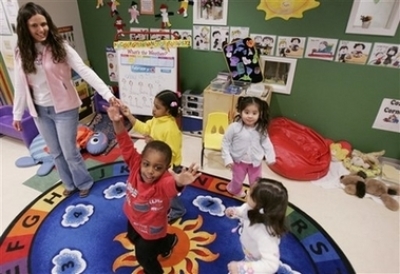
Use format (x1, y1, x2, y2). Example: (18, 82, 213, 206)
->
(202, 86, 272, 133)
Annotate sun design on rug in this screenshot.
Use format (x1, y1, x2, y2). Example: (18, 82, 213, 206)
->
(112, 215, 219, 273)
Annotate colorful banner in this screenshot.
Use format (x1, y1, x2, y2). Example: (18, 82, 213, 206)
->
(113, 39, 191, 50)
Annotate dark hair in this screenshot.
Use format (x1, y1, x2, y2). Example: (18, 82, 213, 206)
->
(155, 90, 181, 117)
(248, 178, 288, 237)
(142, 140, 172, 165)
(234, 96, 270, 135)
(16, 2, 66, 74)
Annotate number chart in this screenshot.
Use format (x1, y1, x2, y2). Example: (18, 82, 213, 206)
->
(116, 46, 178, 116)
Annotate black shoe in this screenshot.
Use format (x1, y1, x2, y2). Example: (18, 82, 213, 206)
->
(168, 216, 180, 225)
(161, 234, 178, 258)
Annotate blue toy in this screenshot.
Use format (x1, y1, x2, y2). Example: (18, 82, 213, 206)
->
(86, 131, 108, 155)
(15, 134, 55, 176)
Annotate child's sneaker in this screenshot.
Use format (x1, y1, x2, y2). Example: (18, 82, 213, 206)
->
(234, 190, 246, 199)
(161, 234, 178, 258)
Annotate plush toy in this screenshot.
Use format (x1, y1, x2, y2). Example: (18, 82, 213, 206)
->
(340, 171, 399, 211)
(15, 134, 55, 176)
(325, 139, 352, 162)
(343, 149, 385, 177)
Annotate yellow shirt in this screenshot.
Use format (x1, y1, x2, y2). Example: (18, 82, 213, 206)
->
(132, 115, 182, 166)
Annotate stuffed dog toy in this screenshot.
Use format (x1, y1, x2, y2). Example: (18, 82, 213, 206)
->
(340, 171, 399, 211)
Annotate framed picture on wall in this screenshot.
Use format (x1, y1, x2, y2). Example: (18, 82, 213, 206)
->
(193, 0, 228, 25)
(260, 56, 297, 95)
(345, 0, 400, 36)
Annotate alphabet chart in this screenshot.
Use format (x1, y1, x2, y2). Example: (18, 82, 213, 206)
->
(116, 46, 178, 116)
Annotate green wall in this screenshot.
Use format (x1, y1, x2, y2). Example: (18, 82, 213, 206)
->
(77, 0, 400, 159)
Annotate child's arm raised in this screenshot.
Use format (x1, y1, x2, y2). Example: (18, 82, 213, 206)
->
(107, 104, 140, 166)
(120, 105, 153, 136)
(120, 105, 137, 126)
(170, 163, 201, 187)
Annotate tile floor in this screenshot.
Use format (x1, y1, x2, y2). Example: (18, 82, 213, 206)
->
(1, 134, 399, 273)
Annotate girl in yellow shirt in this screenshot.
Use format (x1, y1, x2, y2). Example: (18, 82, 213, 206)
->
(121, 90, 185, 223)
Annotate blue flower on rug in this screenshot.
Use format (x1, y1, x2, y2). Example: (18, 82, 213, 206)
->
(104, 181, 127, 199)
(51, 248, 86, 274)
(61, 204, 94, 228)
(192, 195, 226, 216)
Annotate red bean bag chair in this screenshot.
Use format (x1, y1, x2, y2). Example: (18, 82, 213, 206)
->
(268, 117, 331, 181)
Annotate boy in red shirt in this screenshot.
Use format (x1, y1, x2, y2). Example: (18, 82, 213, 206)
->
(107, 103, 201, 274)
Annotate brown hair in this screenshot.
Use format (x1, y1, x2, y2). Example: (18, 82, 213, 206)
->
(247, 178, 289, 237)
(16, 2, 66, 74)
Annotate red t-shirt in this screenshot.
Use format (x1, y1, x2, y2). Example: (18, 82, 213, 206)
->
(116, 130, 179, 240)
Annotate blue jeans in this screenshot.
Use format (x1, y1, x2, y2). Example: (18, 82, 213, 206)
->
(34, 105, 93, 191)
(168, 165, 187, 222)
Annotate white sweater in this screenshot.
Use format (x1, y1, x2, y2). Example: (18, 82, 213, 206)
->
(222, 121, 276, 167)
(231, 203, 281, 274)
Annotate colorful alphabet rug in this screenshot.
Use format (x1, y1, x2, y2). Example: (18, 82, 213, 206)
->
(0, 162, 355, 274)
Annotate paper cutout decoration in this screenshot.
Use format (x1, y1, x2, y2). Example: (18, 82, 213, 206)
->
(155, 4, 174, 28)
(107, 0, 120, 16)
(257, 0, 320, 20)
(128, 1, 140, 24)
(114, 16, 126, 37)
(177, 0, 194, 18)
(96, 0, 104, 9)
(223, 38, 263, 83)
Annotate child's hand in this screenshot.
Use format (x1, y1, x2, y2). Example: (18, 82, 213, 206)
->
(107, 104, 123, 122)
(225, 207, 236, 218)
(144, 135, 153, 144)
(120, 104, 131, 117)
(227, 261, 240, 274)
(226, 163, 233, 170)
(171, 163, 201, 186)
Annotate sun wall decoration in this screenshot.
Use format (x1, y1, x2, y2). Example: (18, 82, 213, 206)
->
(257, 0, 320, 20)
(112, 215, 219, 274)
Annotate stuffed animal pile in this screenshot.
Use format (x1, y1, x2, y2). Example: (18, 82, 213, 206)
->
(342, 149, 385, 177)
(340, 171, 399, 211)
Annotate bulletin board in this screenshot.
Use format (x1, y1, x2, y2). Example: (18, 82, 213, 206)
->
(114, 40, 180, 116)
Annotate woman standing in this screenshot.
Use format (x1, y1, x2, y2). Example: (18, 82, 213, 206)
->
(12, 2, 120, 197)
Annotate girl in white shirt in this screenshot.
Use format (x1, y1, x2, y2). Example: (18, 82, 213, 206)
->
(221, 96, 276, 198)
(225, 178, 289, 274)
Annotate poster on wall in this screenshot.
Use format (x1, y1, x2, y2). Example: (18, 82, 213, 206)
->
(372, 98, 400, 133)
(367, 43, 400, 68)
(250, 34, 276, 56)
(0, 0, 12, 35)
(275, 36, 307, 58)
(140, 0, 154, 15)
(115, 43, 178, 116)
(106, 47, 118, 82)
(335, 40, 372, 65)
(193, 0, 228, 25)
(0, 0, 19, 88)
(304, 37, 338, 61)
(58, 26, 75, 48)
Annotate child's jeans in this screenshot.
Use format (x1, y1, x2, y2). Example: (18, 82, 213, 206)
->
(168, 165, 187, 223)
(227, 162, 262, 195)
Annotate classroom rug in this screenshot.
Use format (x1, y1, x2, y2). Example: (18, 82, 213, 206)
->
(22, 145, 124, 192)
(88, 113, 132, 155)
(0, 162, 355, 274)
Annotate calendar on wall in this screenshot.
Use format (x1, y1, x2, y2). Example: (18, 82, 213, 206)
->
(115, 44, 178, 116)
